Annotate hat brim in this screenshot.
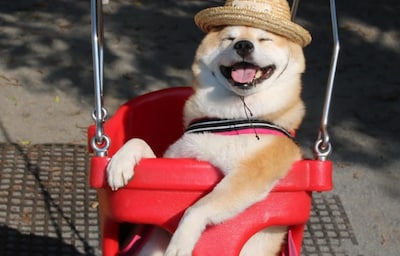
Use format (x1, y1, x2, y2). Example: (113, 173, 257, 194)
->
(195, 7, 312, 47)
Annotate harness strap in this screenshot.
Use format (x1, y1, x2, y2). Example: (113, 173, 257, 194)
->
(118, 225, 154, 255)
(186, 118, 295, 139)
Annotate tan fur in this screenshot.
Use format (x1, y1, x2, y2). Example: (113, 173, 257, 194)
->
(193, 137, 300, 211)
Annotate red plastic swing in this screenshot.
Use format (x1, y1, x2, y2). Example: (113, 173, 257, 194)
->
(88, 0, 339, 255)
(88, 87, 333, 256)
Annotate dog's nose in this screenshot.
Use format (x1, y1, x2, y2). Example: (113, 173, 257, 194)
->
(234, 40, 254, 57)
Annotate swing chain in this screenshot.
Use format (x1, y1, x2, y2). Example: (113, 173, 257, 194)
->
(291, 0, 339, 160)
(314, 128, 332, 161)
(90, 0, 110, 156)
(91, 107, 110, 155)
(290, 0, 299, 21)
(313, 0, 340, 161)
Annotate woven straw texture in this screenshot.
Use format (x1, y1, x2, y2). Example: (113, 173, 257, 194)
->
(194, 0, 312, 47)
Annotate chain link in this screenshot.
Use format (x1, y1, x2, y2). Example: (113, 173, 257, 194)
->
(314, 130, 332, 161)
(91, 135, 110, 157)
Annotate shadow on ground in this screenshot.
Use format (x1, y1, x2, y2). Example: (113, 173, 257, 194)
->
(0, 225, 87, 256)
(0, 0, 399, 166)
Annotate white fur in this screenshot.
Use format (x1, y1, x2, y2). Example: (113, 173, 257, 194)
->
(106, 138, 155, 191)
(165, 133, 273, 173)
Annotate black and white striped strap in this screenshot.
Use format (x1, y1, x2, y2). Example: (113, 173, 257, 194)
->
(185, 118, 295, 139)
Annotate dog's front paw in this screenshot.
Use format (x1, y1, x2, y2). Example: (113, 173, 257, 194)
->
(164, 228, 201, 256)
(106, 138, 155, 190)
(107, 151, 136, 191)
(164, 211, 204, 256)
(164, 242, 193, 256)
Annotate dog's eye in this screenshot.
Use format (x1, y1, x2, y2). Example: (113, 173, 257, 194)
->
(223, 37, 236, 42)
(259, 38, 272, 42)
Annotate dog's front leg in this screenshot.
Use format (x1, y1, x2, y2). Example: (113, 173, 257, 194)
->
(164, 171, 274, 256)
(107, 138, 155, 190)
(164, 205, 208, 256)
(164, 138, 301, 256)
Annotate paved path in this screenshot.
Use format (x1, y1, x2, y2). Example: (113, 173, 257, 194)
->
(1, 0, 399, 255)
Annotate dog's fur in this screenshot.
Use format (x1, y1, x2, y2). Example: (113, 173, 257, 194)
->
(107, 25, 306, 256)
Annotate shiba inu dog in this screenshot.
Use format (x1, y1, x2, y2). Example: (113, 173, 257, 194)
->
(107, 0, 311, 255)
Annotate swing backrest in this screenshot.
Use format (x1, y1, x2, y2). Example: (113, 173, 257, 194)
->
(89, 86, 193, 157)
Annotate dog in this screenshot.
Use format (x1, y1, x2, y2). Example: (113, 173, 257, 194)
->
(107, 24, 307, 255)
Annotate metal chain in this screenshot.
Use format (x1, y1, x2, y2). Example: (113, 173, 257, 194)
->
(291, 0, 300, 21)
(91, 0, 110, 156)
(314, 0, 340, 161)
(291, 0, 340, 160)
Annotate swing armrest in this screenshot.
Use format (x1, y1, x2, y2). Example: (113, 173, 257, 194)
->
(90, 157, 332, 192)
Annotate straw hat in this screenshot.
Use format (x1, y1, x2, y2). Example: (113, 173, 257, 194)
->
(194, 0, 312, 47)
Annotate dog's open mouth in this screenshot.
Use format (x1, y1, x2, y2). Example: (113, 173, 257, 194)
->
(220, 62, 276, 89)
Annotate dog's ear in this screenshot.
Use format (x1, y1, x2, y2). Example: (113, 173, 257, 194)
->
(209, 26, 226, 33)
(287, 41, 306, 73)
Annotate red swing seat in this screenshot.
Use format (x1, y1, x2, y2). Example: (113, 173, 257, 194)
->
(88, 86, 333, 256)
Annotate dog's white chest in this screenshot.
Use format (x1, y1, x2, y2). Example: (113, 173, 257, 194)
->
(164, 133, 272, 174)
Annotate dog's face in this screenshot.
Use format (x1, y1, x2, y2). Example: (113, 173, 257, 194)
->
(188, 25, 306, 129)
(193, 26, 305, 97)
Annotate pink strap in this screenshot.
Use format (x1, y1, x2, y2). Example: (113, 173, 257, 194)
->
(217, 128, 291, 137)
(281, 230, 299, 256)
(118, 225, 154, 255)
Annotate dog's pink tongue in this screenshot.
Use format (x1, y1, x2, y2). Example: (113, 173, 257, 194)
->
(231, 66, 257, 84)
